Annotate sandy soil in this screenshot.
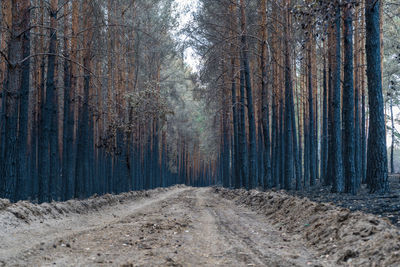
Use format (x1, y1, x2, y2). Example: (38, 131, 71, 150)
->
(215, 187, 400, 266)
(1, 187, 331, 267)
(1, 187, 399, 266)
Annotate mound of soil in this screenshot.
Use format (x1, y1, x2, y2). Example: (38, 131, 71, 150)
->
(215, 187, 400, 266)
(291, 175, 400, 227)
(0, 185, 185, 230)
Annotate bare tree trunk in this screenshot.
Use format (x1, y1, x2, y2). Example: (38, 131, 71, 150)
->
(331, 5, 344, 193)
(390, 98, 395, 173)
(343, 0, 356, 194)
(239, 0, 256, 189)
(260, 0, 272, 189)
(365, 0, 389, 193)
(16, 0, 31, 201)
(1, 0, 30, 200)
(75, 0, 93, 198)
(39, 0, 58, 202)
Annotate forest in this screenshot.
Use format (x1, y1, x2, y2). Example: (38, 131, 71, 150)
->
(189, 0, 400, 194)
(1, 0, 400, 266)
(0, 0, 399, 202)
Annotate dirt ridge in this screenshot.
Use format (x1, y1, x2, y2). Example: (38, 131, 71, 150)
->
(215, 187, 400, 266)
(0, 185, 185, 230)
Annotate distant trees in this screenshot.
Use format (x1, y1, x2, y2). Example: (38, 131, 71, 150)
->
(0, 0, 212, 203)
(0, 0, 395, 202)
(191, 0, 391, 194)
(383, 1, 400, 175)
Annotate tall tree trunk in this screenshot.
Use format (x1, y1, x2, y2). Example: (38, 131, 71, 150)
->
(45, 0, 58, 201)
(260, 0, 272, 189)
(354, 3, 361, 188)
(283, 0, 294, 190)
(290, 75, 301, 190)
(75, 68, 90, 198)
(75, 0, 92, 198)
(279, 96, 285, 187)
(361, 54, 367, 183)
(365, 0, 389, 193)
(222, 102, 230, 188)
(1, 0, 29, 200)
(238, 62, 248, 188)
(321, 55, 329, 185)
(343, 0, 357, 194)
(40, 0, 59, 202)
(308, 52, 316, 187)
(230, 36, 240, 188)
(239, 0, 256, 189)
(15, 0, 31, 201)
(326, 26, 334, 187)
(62, 1, 75, 200)
(303, 94, 310, 190)
(331, 5, 344, 193)
(360, 0, 367, 183)
(390, 98, 395, 173)
(272, 85, 279, 187)
(0, 0, 12, 172)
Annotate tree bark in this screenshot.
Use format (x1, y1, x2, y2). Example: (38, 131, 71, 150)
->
(365, 0, 389, 193)
(331, 5, 344, 193)
(343, 0, 357, 194)
(321, 54, 329, 186)
(283, 0, 294, 190)
(1, 0, 29, 200)
(260, 0, 272, 189)
(239, 0, 256, 189)
(16, 0, 31, 201)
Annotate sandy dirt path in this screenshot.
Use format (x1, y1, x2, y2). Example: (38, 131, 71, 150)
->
(1, 187, 332, 267)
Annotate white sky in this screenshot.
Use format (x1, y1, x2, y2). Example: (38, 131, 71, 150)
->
(387, 106, 400, 147)
(174, 0, 201, 72)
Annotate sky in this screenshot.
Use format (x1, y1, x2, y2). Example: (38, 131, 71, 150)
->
(173, 0, 201, 72)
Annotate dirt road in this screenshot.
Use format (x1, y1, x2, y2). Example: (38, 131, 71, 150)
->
(1, 187, 333, 267)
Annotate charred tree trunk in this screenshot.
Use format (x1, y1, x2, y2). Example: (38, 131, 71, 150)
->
(16, 0, 31, 201)
(238, 63, 248, 188)
(1, 0, 30, 200)
(239, 0, 256, 189)
(343, 1, 357, 194)
(62, 0, 78, 200)
(260, 0, 272, 189)
(331, 6, 344, 193)
(283, 0, 294, 190)
(365, 0, 389, 193)
(321, 55, 329, 185)
(307, 54, 316, 187)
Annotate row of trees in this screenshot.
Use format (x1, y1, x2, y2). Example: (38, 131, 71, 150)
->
(0, 0, 214, 203)
(0, 0, 397, 202)
(191, 0, 392, 194)
(383, 1, 400, 174)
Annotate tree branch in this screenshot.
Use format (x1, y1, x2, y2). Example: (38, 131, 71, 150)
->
(0, 50, 13, 68)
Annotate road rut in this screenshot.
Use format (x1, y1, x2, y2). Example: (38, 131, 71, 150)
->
(1, 187, 331, 266)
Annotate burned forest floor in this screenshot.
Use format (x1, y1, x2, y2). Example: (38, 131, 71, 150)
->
(289, 175, 400, 228)
(1, 184, 400, 266)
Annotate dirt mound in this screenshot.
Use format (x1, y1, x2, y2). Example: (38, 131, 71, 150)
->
(0, 185, 186, 230)
(215, 187, 400, 266)
(290, 176, 400, 227)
